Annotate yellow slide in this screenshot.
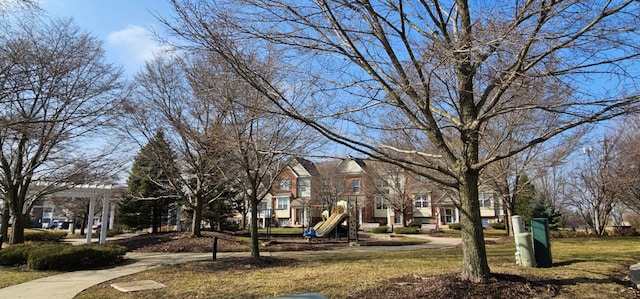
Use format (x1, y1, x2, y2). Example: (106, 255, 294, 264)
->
(314, 206, 347, 238)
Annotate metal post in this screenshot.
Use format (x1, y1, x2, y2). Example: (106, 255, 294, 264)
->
(212, 236, 218, 260)
(355, 196, 359, 242)
(347, 197, 350, 243)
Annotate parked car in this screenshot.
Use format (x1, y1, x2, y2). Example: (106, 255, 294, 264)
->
(58, 221, 71, 229)
(46, 221, 61, 229)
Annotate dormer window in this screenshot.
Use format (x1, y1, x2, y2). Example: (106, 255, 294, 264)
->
(278, 179, 291, 190)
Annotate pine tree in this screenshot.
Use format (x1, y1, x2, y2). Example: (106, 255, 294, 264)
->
(119, 131, 179, 232)
(514, 174, 536, 227)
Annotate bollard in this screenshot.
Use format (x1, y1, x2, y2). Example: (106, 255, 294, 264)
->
(212, 236, 218, 260)
(511, 215, 524, 265)
(516, 232, 536, 267)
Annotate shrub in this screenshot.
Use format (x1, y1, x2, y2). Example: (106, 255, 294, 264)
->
(448, 223, 462, 230)
(24, 229, 68, 242)
(372, 226, 389, 233)
(0, 243, 35, 266)
(27, 244, 126, 271)
(408, 220, 423, 228)
(107, 228, 124, 237)
(490, 223, 506, 230)
(394, 227, 420, 234)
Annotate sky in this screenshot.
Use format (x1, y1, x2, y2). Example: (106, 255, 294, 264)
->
(40, 0, 175, 78)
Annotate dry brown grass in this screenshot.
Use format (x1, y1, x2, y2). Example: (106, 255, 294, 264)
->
(0, 267, 56, 289)
(75, 237, 640, 298)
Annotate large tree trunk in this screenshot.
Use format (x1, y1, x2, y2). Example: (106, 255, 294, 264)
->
(505, 201, 514, 237)
(250, 197, 260, 258)
(191, 198, 203, 237)
(1, 205, 10, 245)
(459, 171, 491, 282)
(10, 213, 26, 244)
(8, 190, 26, 244)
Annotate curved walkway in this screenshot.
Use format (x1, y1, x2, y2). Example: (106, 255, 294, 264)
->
(0, 236, 461, 299)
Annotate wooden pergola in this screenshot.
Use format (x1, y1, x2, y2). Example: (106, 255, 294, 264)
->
(30, 182, 117, 245)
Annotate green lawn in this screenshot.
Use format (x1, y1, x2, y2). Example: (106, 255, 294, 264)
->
(75, 236, 639, 299)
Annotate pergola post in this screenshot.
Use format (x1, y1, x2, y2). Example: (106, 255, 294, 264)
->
(99, 192, 111, 244)
(109, 198, 116, 230)
(85, 195, 96, 245)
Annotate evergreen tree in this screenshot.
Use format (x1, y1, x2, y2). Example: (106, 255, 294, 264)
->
(531, 195, 562, 229)
(514, 174, 536, 227)
(119, 131, 179, 232)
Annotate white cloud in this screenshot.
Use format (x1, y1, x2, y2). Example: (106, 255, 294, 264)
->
(106, 25, 170, 74)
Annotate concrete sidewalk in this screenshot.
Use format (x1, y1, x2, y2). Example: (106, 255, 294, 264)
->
(0, 236, 462, 299)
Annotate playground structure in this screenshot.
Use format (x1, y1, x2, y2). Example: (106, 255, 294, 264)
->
(303, 201, 357, 241)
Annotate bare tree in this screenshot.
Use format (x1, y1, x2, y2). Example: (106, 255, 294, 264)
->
(314, 160, 347, 211)
(615, 118, 640, 216)
(189, 54, 313, 258)
(162, 0, 640, 281)
(0, 16, 124, 244)
(564, 136, 621, 235)
(482, 125, 584, 236)
(365, 160, 429, 227)
(126, 55, 234, 237)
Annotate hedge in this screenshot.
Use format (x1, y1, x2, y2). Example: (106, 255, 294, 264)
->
(372, 226, 389, 233)
(0, 243, 35, 266)
(394, 227, 421, 234)
(408, 220, 423, 228)
(0, 243, 126, 271)
(489, 223, 506, 230)
(448, 223, 462, 230)
(24, 230, 68, 242)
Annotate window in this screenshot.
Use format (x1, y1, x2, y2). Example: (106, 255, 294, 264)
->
(375, 195, 388, 210)
(278, 179, 291, 190)
(352, 180, 361, 193)
(414, 194, 431, 208)
(298, 180, 307, 192)
(480, 192, 494, 208)
(277, 197, 288, 210)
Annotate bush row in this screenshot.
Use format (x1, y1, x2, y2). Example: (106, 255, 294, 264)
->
(371, 226, 423, 234)
(408, 220, 423, 228)
(0, 243, 126, 271)
(24, 229, 68, 242)
(445, 223, 506, 230)
(448, 223, 462, 230)
(393, 227, 421, 234)
(489, 223, 506, 230)
(371, 226, 389, 233)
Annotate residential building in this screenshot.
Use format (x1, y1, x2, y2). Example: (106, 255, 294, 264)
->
(265, 155, 504, 229)
(267, 157, 319, 227)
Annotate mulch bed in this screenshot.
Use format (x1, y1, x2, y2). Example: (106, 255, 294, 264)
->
(348, 272, 558, 299)
(109, 231, 347, 253)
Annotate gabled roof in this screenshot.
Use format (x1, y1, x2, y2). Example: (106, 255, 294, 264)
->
(335, 155, 367, 174)
(291, 157, 320, 177)
(436, 191, 459, 205)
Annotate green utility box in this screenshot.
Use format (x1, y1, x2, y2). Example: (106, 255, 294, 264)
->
(531, 218, 553, 268)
